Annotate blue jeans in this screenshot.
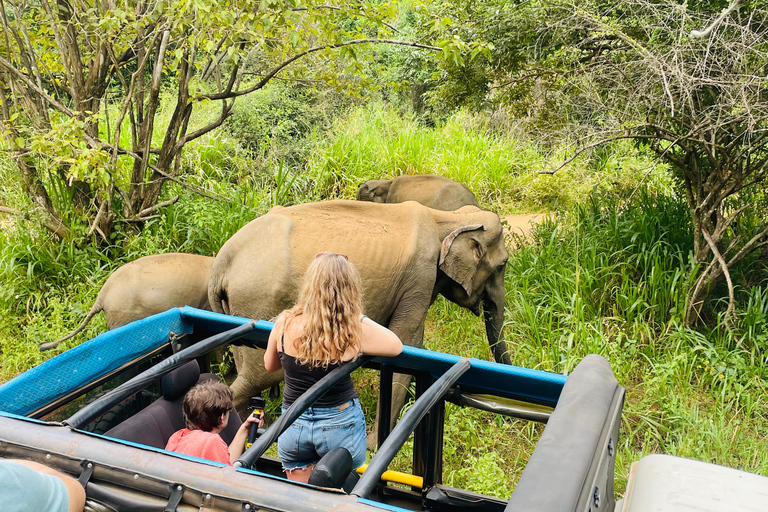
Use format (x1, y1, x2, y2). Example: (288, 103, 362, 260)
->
(277, 398, 366, 471)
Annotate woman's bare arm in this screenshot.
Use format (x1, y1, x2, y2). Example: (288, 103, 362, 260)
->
(264, 314, 284, 373)
(359, 317, 403, 357)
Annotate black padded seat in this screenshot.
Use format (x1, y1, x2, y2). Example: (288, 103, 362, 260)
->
(308, 447, 359, 493)
(105, 360, 242, 449)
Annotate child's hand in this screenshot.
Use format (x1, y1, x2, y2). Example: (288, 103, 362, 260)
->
(243, 412, 264, 429)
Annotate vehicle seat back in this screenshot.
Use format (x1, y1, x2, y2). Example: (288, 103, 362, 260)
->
(105, 360, 242, 449)
(308, 447, 359, 492)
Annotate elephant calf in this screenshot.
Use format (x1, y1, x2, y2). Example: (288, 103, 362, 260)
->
(41, 253, 213, 350)
(357, 174, 480, 211)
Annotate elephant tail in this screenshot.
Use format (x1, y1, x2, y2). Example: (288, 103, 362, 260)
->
(208, 273, 230, 316)
(39, 298, 103, 351)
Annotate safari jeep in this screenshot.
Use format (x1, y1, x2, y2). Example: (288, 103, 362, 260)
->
(1, 307, 766, 511)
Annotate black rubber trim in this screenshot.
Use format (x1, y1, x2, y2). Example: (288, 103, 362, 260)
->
(504, 354, 625, 512)
(78, 459, 94, 488)
(163, 483, 184, 512)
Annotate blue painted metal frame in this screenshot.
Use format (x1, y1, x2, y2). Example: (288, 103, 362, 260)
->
(178, 306, 273, 345)
(0, 309, 191, 415)
(377, 346, 566, 405)
(0, 306, 565, 419)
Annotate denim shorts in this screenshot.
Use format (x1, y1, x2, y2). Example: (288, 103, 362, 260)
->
(277, 398, 367, 471)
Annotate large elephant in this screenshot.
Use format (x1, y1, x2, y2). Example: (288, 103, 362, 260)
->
(357, 174, 480, 211)
(208, 199, 509, 444)
(41, 253, 213, 350)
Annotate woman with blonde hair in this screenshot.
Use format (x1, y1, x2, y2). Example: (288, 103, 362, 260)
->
(264, 252, 402, 482)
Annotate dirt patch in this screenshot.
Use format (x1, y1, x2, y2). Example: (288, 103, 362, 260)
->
(501, 213, 547, 249)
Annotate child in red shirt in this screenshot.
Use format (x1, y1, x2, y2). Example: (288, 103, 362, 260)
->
(165, 380, 263, 464)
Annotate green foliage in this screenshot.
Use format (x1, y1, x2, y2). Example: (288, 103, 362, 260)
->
(304, 104, 670, 211)
(225, 83, 352, 170)
(2, 0, 470, 246)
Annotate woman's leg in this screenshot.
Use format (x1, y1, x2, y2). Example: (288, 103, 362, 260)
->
(285, 465, 315, 483)
(278, 412, 319, 480)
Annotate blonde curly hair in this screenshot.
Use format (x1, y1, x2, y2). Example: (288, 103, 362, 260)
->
(282, 252, 363, 368)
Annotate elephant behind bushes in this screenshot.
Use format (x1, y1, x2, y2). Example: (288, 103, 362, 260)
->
(357, 174, 480, 211)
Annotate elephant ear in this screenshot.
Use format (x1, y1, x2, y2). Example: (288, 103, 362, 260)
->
(439, 224, 485, 296)
(366, 180, 391, 202)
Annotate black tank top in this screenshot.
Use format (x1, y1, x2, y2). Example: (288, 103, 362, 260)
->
(278, 334, 359, 408)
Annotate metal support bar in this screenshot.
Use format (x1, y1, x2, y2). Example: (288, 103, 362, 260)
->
(352, 358, 471, 499)
(450, 392, 554, 423)
(412, 372, 432, 481)
(423, 399, 444, 489)
(412, 370, 446, 491)
(377, 364, 394, 450)
(64, 321, 257, 429)
(234, 355, 373, 469)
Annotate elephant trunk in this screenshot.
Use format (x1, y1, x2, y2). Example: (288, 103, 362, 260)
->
(482, 271, 510, 365)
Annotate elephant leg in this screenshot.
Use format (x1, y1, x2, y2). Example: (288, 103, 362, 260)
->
(367, 296, 429, 450)
(231, 346, 285, 420)
(367, 371, 414, 451)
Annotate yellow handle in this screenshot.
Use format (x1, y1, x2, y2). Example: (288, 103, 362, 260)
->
(355, 464, 423, 488)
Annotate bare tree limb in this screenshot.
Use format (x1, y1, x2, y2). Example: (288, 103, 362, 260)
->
(87, 199, 108, 241)
(0, 205, 70, 238)
(0, 54, 76, 117)
(203, 39, 441, 102)
(701, 226, 735, 322)
(133, 196, 179, 219)
(690, 0, 744, 39)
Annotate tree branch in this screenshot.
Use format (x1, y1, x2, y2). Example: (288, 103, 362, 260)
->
(134, 195, 179, 219)
(0, 205, 70, 238)
(203, 39, 441, 102)
(0, 54, 75, 117)
(701, 226, 735, 322)
(690, 0, 744, 39)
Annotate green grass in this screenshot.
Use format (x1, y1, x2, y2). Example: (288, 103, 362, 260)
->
(1, 97, 767, 502)
(302, 104, 672, 213)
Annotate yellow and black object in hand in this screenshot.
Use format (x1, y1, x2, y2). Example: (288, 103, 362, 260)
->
(245, 396, 265, 450)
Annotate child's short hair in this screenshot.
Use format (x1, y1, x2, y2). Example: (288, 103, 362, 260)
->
(181, 380, 234, 431)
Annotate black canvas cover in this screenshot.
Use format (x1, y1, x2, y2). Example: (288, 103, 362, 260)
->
(505, 354, 624, 512)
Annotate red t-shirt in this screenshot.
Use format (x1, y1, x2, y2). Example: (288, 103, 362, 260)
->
(165, 429, 230, 464)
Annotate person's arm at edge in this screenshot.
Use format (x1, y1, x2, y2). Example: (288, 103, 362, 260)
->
(264, 314, 284, 373)
(10, 459, 86, 512)
(360, 316, 403, 357)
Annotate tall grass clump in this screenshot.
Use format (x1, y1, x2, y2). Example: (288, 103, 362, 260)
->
(503, 190, 694, 372)
(305, 104, 671, 212)
(305, 105, 536, 207)
(502, 190, 768, 484)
